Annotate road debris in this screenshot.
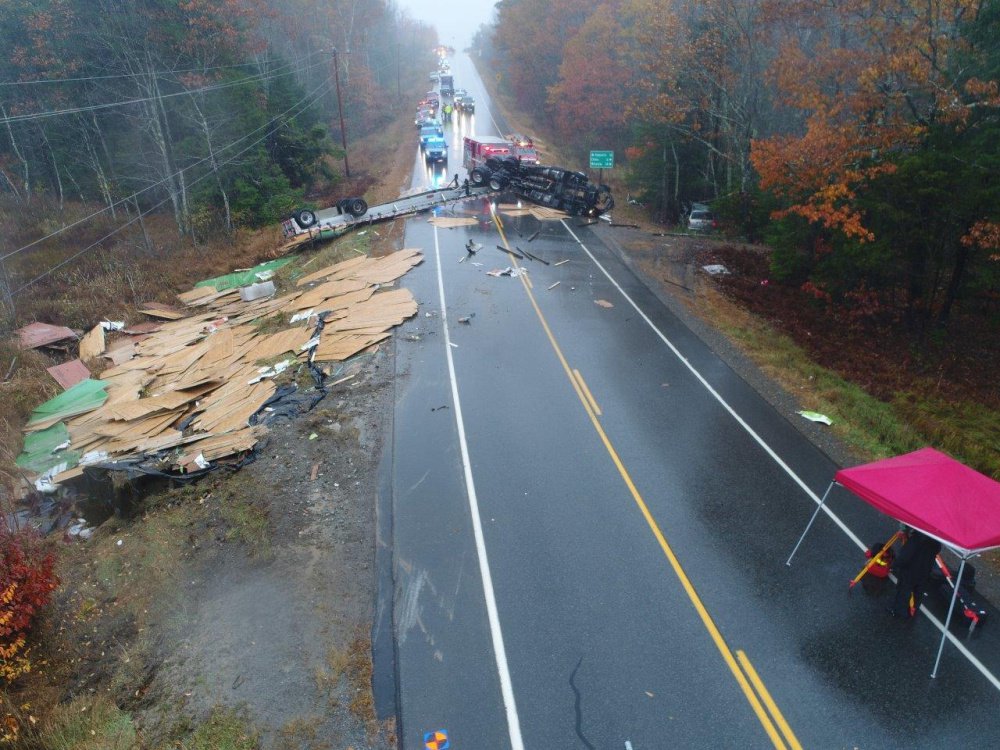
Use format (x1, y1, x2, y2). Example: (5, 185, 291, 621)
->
(702, 264, 730, 276)
(547, 282, 561, 291)
(553, 259, 570, 267)
(458, 314, 475, 324)
(487, 267, 528, 278)
(797, 410, 833, 425)
(527, 230, 540, 243)
(495, 244, 525, 260)
(517, 246, 549, 265)
(595, 299, 614, 308)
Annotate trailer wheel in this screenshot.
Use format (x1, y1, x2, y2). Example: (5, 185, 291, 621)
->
(488, 174, 508, 191)
(347, 198, 368, 217)
(296, 209, 317, 228)
(469, 167, 489, 186)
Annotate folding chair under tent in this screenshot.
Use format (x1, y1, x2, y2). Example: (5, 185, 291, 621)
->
(787, 447, 1000, 678)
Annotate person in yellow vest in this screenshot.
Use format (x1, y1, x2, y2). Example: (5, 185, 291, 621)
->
(443, 103, 453, 123)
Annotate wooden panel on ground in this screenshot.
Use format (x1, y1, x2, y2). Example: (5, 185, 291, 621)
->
(252, 326, 313, 361)
(46, 360, 91, 390)
(138, 302, 186, 320)
(17, 322, 77, 350)
(293, 278, 369, 311)
(295, 255, 370, 287)
(314, 332, 390, 361)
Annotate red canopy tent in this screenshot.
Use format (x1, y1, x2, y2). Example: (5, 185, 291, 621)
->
(787, 448, 1000, 677)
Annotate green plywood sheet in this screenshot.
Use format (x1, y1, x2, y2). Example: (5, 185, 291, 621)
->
(26, 378, 108, 427)
(194, 258, 292, 291)
(15, 422, 81, 474)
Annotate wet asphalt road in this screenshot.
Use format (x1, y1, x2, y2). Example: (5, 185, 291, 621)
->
(384, 54, 1000, 749)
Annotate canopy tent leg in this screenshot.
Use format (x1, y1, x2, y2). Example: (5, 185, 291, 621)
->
(787, 481, 835, 566)
(931, 557, 967, 679)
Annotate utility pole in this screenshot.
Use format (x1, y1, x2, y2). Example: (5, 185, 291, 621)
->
(332, 48, 351, 178)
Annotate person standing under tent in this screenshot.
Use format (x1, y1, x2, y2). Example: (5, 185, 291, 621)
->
(889, 529, 941, 618)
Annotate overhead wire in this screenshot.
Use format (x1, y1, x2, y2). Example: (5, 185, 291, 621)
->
(0, 50, 326, 86)
(0, 56, 329, 126)
(1, 69, 334, 262)
(9, 76, 333, 295)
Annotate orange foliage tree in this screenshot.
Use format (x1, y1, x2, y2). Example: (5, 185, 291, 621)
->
(750, 0, 995, 240)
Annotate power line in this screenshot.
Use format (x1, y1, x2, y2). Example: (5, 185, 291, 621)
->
(0, 57, 328, 126)
(0, 51, 326, 86)
(0, 76, 330, 262)
(11, 77, 333, 297)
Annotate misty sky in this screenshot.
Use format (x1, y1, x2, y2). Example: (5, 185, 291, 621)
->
(395, 0, 497, 48)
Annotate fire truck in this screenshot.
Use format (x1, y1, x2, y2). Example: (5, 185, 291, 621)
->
(505, 134, 539, 165)
(463, 136, 513, 173)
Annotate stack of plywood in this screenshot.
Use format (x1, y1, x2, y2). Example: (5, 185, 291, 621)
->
(28, 249, 423, 485)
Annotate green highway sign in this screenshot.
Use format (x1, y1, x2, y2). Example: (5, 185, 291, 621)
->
(589, 150, 614, 169)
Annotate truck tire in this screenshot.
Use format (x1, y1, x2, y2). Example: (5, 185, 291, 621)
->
(296, 209, 317, 228)
(488, 173, 508, 191)
(469, 167, 489, 186)
(347, 198, 368, 217)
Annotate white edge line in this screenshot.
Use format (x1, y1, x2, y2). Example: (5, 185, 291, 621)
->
(559, 219, 1000, 693)
(433, 225, 526, 748)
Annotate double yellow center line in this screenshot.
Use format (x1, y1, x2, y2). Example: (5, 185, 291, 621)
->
(491, 215, 802, 750)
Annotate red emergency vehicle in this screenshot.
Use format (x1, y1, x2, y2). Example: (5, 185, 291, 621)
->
(463, 136, 512, 172)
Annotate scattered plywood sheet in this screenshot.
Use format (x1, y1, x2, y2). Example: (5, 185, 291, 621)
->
(294, 278, 369, 311)
(429, 217, 479, 228)
(138, 302, 186, 320)
(594, 299, 614, 308)
(103, 342, 135, 366)
(123, 322, 162, 335)
(177, 286, 218, 305)
(17, 322, 77, 350)
(104, 382, 218, 422)
(295, 255, 371, 287)
(328, 289, 418, 332)
(289, 285, 374, 313)
(191, 381, 275, 434)
(80, 323, 107, 362)
(199, 328, 235, 369)
(314, 331, 391, 362)
(350, 249, 423, 285)
(177, 426, 265, 464)
(252, 326, 314, 361)
(529, 206, 569, 220)
(46, 359, 91, 390)
(499, 208, 533, 217)
(52, 465, 86, 484)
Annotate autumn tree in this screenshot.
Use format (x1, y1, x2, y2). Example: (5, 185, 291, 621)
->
(626, 0, 776, 219)
(751, 0, 1000, 324)
(547, 3, 634, 152)
(492, 0, 594, 115)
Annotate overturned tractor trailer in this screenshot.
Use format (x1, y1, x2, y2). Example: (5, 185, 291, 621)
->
(462, 135, 614, 217)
